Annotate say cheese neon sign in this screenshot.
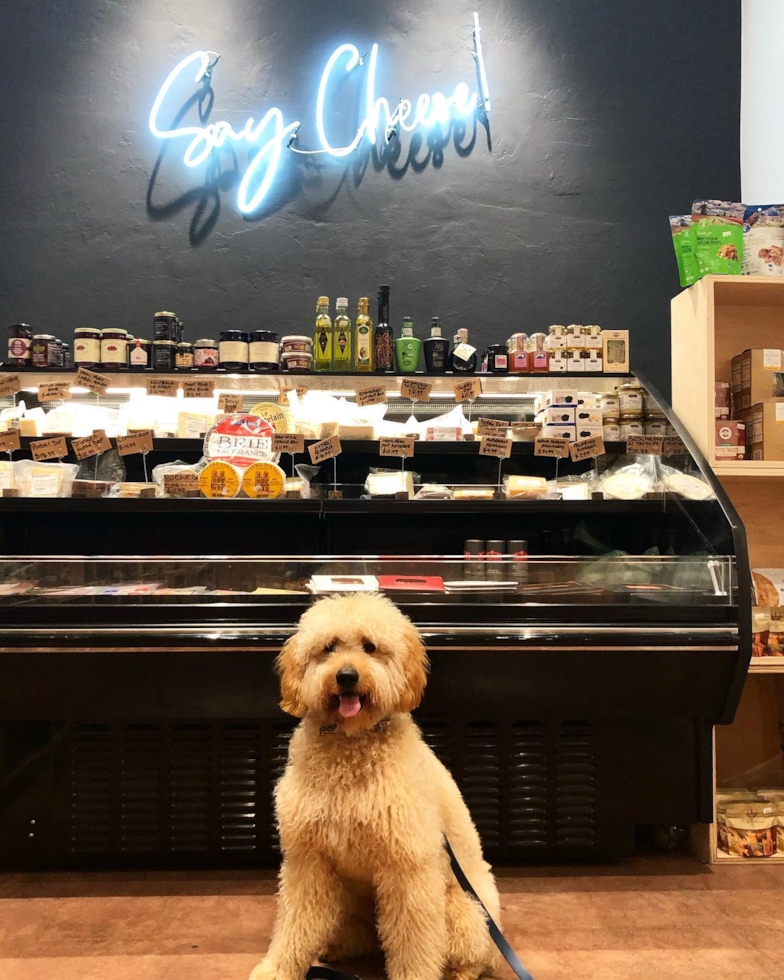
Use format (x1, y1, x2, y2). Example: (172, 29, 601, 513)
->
(149, 13, 490, 215)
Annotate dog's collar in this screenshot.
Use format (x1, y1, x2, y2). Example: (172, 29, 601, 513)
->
(319, 717, 391, 736)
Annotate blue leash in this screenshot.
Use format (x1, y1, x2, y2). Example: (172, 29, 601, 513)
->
(305, 837, 535, 980)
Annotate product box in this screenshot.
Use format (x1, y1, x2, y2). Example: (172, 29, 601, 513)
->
(740, 401, 784, 460)
(752, 569, 784, 607)
(539, 406, 576, 425)
(541, 422, 576, 441)
(567, 351, 585, 373)
(731, 349, 784, 412)
(715, 382, 731, 420)
(548, 352, 569, 372)
(576, 393, 599, 409)
(715, 420, 747, 460)
(575, 422, 603, 440)
(544, 389, 579, 406)
(584, 354, 603, 372)
(601, 330, 630, 373)
(584, 326, 603, 350)
(574, 407, 602, 425)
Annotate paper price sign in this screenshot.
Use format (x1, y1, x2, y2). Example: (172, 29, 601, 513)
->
(272, 433, 305, 454)
(183, 378, 216, 399)
(0, 375, 21, 398)
(0, 430, 21, 453)
(30, 436, 68, 461)
(218, 393, 243, 414)
(476, 418, 508, 436)
(74, 367, 110, 394)
(356, 384, 388, 407)
(116, 430, 154, 456)
(379, 436, 415, 458)
(163, 472, 199, 496)
(534, 437, 570, 459)
(148, 378, 179, 397)
(569, 435, 605, 462)
(453, 378, 482, 403)
(72, 431, 112, 460)
(2, 488, 20, 498)
(278, 387, 309, 405)
(400, 378, 433, 402)
(38, 381, 72, 402)
(663, 436, 688, 457)
(626, 435, 663, 455)
(479, 435, 512, 459)
(308, 434, 342, 465)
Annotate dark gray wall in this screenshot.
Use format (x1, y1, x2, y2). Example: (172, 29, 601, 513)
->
(0, 0, 740, 394)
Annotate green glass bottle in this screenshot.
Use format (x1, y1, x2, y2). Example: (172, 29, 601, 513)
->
(333, 297, 352, 372)
(314, 295, 332, 372)
(355, 297, 374, 371)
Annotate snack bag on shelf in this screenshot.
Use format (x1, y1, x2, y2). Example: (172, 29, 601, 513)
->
(691, 199, 744, 277)
(670, 215, 698, 287)
(742, 205, 784, 276)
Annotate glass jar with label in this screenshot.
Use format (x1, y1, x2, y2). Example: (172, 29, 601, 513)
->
(603, 415, 621, 442)
(619, 412, 644, 439)
(599, 393, 620, 417)
(194, 338, 219, 371)
(31, 334, 55, 368)
(7, 324, 33, 367)
(567, 324, 585, 349)
(51, 339, 64, 367)
(74, 328, 102, 368)
(617, 380, 645, 413)
(175, 342, 194, 370)
(644, 417, 668, 437)
(154, 311, 178, 342)
(61, 343, 72, 368)
(219, 330, 249, 371)
(152, 339, 176, 371)
(100, 328, 128, 370)
(128, 338, 151, 371)
(485, 343, 509, 374)
(547, 325, 567, 350)
(250, 330, 280, 371)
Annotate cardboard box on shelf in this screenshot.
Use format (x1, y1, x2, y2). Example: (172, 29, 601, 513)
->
(739, 400, 784, 461)
(730, 349, 784, 412)
(715, 382, 731, 420)
(715, 420, 746, 460)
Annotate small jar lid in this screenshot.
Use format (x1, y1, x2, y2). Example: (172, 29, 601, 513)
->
(154, 311, 177, 318)
(281, 335, 312, 343)
(33, 333, 55, 339)
(619, 410, 643, 420)
(10, 323, 32, 330)
(176, 341, 194, 349)
(75, 327, 101, 334)
(102, 328, 128, 336)
(486, 343, 508, 352)
(251, 330, 279, 342)
(131, 337, 151, 344)
(195, 338, 218, 346)
(282, 350, 313, 361)
(153, 339, 176, 346)
(220, 330, 249, 341)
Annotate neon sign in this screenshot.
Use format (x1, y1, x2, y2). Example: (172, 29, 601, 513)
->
(149, 13, 490, 215)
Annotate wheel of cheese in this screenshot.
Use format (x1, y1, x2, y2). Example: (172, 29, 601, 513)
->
(248, 401, 289, 433)
(199, 460, 240, 498)
(241, 461, 286, 499)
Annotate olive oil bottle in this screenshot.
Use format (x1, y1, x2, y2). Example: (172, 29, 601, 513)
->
(314, 295, 332, 372)
(333, 297, 352, 372)
(355, 297, 373, 371)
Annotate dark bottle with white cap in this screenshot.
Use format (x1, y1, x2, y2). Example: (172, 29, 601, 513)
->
(423, 318, 450, 372)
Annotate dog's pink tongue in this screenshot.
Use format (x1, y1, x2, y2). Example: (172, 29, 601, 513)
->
(338, 693, 362, 718)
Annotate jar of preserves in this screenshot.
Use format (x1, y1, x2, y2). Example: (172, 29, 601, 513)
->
(603, 415, 621, 442)
(128, 338, 151, 371)
(280, 335, 313, 355)
(619, 413, 644, 439)
(152, 339, 176, 371)
(617, 380, 645, 413)
(73, 327, 102, 368)
(175, 342, 194, 370)
(507, 333, 529, 373)
(547, 325, 567, 350)
(7, 324, 33, 367)
(250, 330, 280, 371)
(61, 343, 72, 369)
(31, 334, 56, 368)
(154, 311, 178, 342)
(599, 393, 620, 417)
(194, 338, 219, 371)
(567, 324, 585, 349)
(100, 328, 128, 369)
(644, 418, 668, 437)
(485, 343, 509, 373)
(219, 330, 249, 371)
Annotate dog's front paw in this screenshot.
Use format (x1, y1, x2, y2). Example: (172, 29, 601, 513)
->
(249, 958, 278, 980)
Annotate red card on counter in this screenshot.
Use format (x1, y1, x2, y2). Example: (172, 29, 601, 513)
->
(378, 575, 445, 592)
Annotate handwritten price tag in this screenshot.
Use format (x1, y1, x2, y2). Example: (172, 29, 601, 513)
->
(183, 378, 216, 399)
(626, 435, 663, 455)
(534, 437, 570, 459)
(0, 430, 21, 453)
(148, 378, 179, 398)
(218, 393, 243, 414)
(476, 418, 508, 436)
(569, 435, 605, 462)
(400, 378, 433, 402)
(453, 378, 482, 403)
(279, 387, 309, 405)
(71, 430, 112, 460)
(2, 488, 20, 497)
(379, 436, 415, 458)
(0, 375, 21, 398)
(116, 430, 154, 456)
(308, 434, 342, 465)
(38, 381, 72, 402)
(30, 436, 68, 461)
(663, 436, 688, 456)
(272, 432, 305, 454)
(74, 368, 110, 394)
(356, 384, 388, 408)
(163, 472, 199, 496)
(479, 435, 512, 459)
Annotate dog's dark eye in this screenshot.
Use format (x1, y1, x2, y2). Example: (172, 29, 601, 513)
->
(362, 638, 377, 654)
(324, 639, 337, 653)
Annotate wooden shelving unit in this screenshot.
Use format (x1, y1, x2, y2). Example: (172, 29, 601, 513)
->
(673, 275, 784, 864)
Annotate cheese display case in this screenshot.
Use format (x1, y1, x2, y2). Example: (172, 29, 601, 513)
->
(0, 366, 750, 868)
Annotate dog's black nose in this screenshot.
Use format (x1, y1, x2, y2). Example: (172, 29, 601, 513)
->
(336, 667, 359, 689)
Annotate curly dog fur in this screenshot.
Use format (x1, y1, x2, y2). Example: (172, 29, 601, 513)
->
(250, 592, 500, 980)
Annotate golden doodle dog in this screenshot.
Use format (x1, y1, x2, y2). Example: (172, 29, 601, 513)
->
(250, 592, 500, 980)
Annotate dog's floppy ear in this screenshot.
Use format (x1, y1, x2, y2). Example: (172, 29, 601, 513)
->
(398, 623, 429, 713)
(276, 636, 307, 718)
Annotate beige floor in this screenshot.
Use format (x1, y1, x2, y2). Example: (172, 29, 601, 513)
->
(1, 852, 783, 980)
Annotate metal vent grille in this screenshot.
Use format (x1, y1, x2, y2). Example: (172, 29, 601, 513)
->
(508, 722, 548, 849)
(556, 721, 596, 847)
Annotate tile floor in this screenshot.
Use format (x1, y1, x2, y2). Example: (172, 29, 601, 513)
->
(1, 852, 782, 979)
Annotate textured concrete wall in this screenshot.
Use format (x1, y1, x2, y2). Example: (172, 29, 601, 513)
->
(0, 0, 740, 393)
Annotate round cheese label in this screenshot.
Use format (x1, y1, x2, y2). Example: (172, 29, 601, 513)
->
(199, 461, 240, 498)
(241, 461, 286, 499)
(203, 413, 277, 468)
(248, 401, 289, 432)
